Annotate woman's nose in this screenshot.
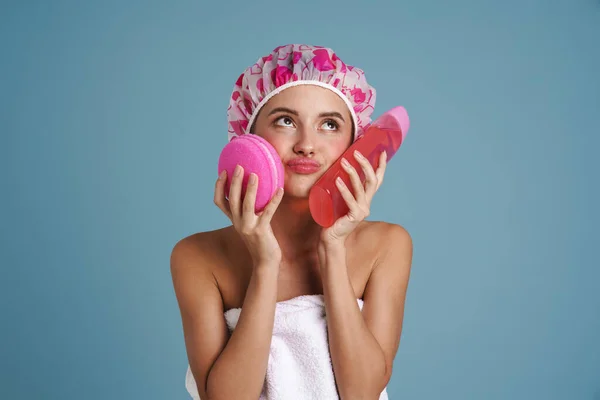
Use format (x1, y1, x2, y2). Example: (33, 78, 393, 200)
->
(293, 127, 316, 156)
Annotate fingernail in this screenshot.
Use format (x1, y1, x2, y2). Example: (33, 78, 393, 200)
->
(249, 173, 257, 184)
(234, 165, 242, 176)
(341, 158, 349, 167)
(336, 176, 343, 185)
(354, 150, 364, 159)
(219, 170, 226, 180)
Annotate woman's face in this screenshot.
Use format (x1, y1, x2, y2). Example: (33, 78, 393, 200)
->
(252, 85, 353, 198)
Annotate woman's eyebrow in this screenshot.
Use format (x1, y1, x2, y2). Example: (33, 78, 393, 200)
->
(318, 111, 345, 122)
(268, 107, 299, 116)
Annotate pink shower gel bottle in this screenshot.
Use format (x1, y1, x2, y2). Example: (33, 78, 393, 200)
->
(308, 106, 410, 228)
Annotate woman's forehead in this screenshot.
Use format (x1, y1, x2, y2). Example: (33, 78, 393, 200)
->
(263, 86, 350, 116)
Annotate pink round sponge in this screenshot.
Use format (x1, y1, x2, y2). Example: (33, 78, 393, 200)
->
(217, 134, 284, 213)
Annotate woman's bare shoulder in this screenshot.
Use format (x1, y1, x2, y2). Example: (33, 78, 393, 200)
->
(170, 226, 236, 273)
(352, 221, 412, 253)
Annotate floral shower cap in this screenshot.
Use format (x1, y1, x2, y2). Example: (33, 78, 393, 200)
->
(227, 44, 376, 142)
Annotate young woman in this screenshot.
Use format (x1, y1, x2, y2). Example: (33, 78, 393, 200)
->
(171, 44, 413, 400)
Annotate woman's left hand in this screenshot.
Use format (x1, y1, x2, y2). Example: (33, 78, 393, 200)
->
(320, 150, 388, 246)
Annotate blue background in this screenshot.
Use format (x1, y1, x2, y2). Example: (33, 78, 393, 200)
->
(2, 0, 599, 399)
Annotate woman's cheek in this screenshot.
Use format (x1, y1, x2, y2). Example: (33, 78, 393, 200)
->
(331, 144, 350, 160)
(267, 139, 287, 159)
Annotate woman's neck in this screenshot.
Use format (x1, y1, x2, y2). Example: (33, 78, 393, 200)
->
(270, 197, 322, 260)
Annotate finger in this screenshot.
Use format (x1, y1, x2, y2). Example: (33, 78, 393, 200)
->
(259, 187, 284, 222)
(341, 157, 367, 205)
(214, 170, 232, 219)
(354, 150, 378, 198)
(242, 173, 259, 219)
(228, 165, 244, 221)
(375, 151, 387, 190)
(335, 177, 365, 222)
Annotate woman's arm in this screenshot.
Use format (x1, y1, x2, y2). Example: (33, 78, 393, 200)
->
(171, 236, 279, 400)
(319, 223, 413, 399)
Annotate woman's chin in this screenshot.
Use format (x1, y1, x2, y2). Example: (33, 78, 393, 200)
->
(282, 186, 311, 199)
(282, 174, 318, 198)
(282, 181, 314, 199)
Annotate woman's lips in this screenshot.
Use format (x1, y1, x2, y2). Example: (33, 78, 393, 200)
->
(286, 158, 321, 174)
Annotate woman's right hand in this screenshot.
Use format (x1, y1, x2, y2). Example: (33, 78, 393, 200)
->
(214, 165, 284, 267)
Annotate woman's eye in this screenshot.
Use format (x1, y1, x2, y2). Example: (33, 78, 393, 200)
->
(321, 120, 338, 131)
(275, 116, 294, 127)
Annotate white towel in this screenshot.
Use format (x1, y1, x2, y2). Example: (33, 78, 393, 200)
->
(185, 294, 389, 399)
